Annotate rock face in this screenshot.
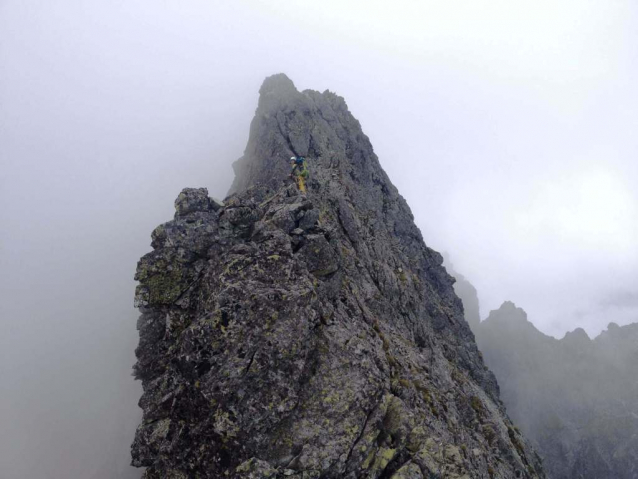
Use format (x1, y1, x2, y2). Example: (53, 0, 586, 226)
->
(131, 74, 545, 479)
(442, 258, 481, 333)
(468, 301, 638, 479)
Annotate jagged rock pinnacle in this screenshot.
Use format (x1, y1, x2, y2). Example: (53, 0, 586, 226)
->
(562, 327, 591, 345)
(229, 73, 355, 195)
(131, 76, 546, 478)
(258, 73, 298, 101)
(486, 301, 529, 324)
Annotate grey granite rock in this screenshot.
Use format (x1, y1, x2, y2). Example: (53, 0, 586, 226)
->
(131, 74, 545, 479)
(174, 187, 211, 217)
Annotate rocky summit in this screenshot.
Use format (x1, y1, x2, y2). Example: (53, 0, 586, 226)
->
(131, 74, 545, 479)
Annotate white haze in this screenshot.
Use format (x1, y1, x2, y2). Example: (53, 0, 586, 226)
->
(1, 1, 636, 478)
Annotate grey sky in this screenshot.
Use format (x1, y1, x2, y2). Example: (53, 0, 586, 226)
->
(1, 1, 637, 478)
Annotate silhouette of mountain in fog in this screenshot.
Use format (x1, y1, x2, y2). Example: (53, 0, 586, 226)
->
(447, 263, 638, 479)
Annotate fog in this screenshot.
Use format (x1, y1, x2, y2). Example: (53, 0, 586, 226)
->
(1, 1, 636, 478)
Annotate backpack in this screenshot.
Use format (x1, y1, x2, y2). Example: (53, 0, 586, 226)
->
(295, 157, 305, 166)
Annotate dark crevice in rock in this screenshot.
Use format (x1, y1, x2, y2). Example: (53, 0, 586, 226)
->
(243, 349, 258, 376)
(344, 396, 384, 471)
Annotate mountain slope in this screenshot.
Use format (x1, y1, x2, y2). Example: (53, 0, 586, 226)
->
(131, 74, 545, 479)
(449, 262, 638, 478)
(474, 303, 638, 479)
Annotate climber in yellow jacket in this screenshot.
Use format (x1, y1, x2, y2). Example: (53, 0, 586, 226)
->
(290, 156, 309, 192)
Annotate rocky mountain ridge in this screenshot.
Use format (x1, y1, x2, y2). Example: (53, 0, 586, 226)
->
(131, 74, 545, 478)
(447, 266, 638, 479)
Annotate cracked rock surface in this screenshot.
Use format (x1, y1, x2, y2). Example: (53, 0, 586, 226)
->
(131, 74, 546, 479)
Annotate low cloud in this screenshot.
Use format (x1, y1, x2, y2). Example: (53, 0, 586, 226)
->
(600, 291, 638, 310)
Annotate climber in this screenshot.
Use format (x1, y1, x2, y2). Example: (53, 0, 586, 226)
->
(290, 156, 309, 193)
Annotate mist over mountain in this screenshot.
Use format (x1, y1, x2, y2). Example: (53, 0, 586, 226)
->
(448, 265, 638, 479)
(2, 3, 637, 479)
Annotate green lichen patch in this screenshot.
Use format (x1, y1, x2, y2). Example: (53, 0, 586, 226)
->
(146, 269, 189, 304)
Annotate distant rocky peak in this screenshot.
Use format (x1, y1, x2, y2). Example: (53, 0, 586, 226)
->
(607, 321, 620, 332)
(485, 301, 529, 325)
(595, 321, 638, 347)
(561, 327, 591, 347)
(562, 327, 590, 341)
(474, 301, 638, 479)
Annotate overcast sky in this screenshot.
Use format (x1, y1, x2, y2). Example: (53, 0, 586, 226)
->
(1, 1, 637, 478)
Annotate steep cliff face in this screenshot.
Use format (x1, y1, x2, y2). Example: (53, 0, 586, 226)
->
(442, 258, 481, 333)
(470, 301, 638, 479)
(131, 74, 545, 479)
